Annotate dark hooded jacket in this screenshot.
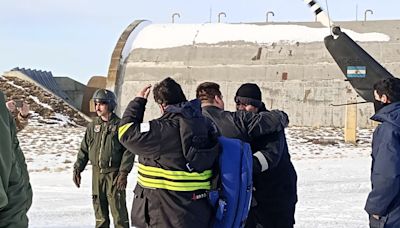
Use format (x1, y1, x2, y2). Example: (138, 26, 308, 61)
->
(365, 102, 400, 228)
(119, 98, 219, 228)
(252, 104, 297, 210)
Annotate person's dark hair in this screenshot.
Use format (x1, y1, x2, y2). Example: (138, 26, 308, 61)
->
(153, 77, 187, 105)
(373, 78, 400, 102)
(196, 82, 222, 104)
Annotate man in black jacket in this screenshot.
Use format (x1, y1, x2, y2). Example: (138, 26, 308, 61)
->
(234, 83, 297, 228)
(118, 78, 219, 228)
(196, 82, 292, 228)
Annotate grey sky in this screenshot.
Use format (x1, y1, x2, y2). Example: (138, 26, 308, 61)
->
(0, 0, 398, 84)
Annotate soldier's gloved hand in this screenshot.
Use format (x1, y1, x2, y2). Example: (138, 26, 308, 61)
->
(73, 169, 81, 188)
(114, 171, 128, 190)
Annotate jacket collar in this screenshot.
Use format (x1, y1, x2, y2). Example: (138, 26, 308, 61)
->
(94, 113, 118, 124)
(165, 99, 203, 119)
(371, 101, 400, 127)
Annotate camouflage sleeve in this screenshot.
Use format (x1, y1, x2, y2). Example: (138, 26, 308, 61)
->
(0, 108, 12, 210)
(9, 109, 33, 211)
(73, 124, 92, 172)
(119, 147, 135, 173)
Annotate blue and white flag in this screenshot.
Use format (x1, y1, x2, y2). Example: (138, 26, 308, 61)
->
(347, 66, 366, 78)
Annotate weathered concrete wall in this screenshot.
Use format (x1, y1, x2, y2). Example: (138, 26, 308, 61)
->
(54, 77, 86, 110)
(110, 20, 400, 128)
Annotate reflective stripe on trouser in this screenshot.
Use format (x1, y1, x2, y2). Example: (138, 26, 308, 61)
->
(137, 163, 212, 191)
(92, 167, 129, 228)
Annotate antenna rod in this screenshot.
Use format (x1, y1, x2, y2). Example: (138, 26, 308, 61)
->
(330, 101, 370, 107)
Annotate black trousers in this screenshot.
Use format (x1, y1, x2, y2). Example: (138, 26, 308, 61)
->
(245, 204, 295, 228)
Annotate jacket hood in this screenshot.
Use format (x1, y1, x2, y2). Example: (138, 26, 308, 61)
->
(165, 99, 203, 119)
(371, 101, 400, 128)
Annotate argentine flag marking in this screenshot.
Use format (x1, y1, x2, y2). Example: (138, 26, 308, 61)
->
(347, 66, 366, 78)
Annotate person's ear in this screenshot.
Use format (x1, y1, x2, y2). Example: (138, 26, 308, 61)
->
(158, 104, 165, 114)
(214, 95, 224, 109)
(215, 95, 221, 104)
(381, 94, 389, 103)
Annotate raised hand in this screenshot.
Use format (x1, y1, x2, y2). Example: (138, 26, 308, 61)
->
(136, 84, 152, 99)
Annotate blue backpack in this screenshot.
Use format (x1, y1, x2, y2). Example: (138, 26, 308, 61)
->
(209, 136, 253, 228)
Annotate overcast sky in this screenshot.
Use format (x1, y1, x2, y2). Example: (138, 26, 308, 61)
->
(0, 0, 398, 84)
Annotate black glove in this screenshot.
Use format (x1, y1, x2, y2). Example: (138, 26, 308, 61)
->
(113, 171, 128, 190)
(73, 169, 81, 188)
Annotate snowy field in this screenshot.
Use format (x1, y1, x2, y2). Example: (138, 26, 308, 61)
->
(20, 121, 374, 228)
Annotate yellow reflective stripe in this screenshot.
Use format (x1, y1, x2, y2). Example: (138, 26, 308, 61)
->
(118, 123, 133, 140)
(138, 163, 212, 181)
(137, 175, 211, 191)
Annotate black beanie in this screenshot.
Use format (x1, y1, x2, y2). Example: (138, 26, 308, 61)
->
(234, 83, 262, 107)
(235, 83, 262, 100)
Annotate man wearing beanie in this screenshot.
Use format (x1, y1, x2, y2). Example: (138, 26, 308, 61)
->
(235, 83, 298, 228)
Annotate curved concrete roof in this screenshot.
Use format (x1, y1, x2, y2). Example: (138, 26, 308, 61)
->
(107, 20, 400, 127)
(106, 20, 149, 91)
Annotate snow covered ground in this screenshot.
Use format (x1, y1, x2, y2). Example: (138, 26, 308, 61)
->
(20, 121, 373, 227)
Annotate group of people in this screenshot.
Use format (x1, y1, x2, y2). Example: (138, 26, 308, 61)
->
(73, 78, 298, 228)
(1, 77, 400, 228)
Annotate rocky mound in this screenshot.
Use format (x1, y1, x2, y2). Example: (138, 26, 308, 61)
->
(0, 76, 89, 127)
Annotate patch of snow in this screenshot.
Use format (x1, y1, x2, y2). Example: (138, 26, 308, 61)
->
(29, 95, 53, 110)
(52, 112, 78, 126)
(20, 125, 374, 227)
(131, 24, 390, 49)
(6, 80, 25, 90)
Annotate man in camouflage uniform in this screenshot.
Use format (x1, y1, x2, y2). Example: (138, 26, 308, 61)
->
(73, 89, 134, 228)
(0, 91, 32, 228)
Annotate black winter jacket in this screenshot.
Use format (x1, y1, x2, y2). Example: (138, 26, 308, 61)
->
(202, 105, 297, 209)
(252, 106, 297, 210)
(119, 98, 219, 228)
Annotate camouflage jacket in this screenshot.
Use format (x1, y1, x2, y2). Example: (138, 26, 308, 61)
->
(74, 113, 134, 174)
